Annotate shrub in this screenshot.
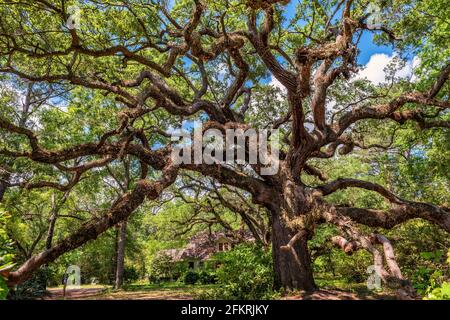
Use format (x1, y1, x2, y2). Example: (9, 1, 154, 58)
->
(425, 282, 450, 300)
(423, 249, 450, 300)
(10, 268, 48, 300)
(0, 211, 15, 300)
(183, 270, 199, 285)
(0, 276, 8, 300)
(198, 270, 216, 284)
(149, 252, 174, 283)
(327, 249, 372, 283)
(204, 244, 275, 300)
(123, 266, 140, 284)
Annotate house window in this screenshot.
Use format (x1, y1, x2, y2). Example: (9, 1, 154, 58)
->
(188, 261, 194, 269)
(219, 242, 231, 252)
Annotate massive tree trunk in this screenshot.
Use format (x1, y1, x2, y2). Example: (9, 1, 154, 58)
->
(114, 220, 127, 289)
(271, 211, 316, 291)
(266, 163, 317, 292)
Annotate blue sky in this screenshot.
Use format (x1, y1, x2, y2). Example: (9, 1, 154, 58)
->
(281, 0, 395, 65)
(356, 32, 393, 65)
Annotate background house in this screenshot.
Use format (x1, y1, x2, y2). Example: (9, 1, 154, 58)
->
(158, 230, 254, 271)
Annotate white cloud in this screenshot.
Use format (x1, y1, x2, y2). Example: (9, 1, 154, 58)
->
(268, 54, 420, 90)
(269, 76, 287, 93)
(354, 53, 420, 85)
(410, 56, 421, 82)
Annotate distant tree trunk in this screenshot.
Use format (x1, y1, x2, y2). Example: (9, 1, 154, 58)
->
(0, 163, 11, 203)
(0, 181, 7, 202)
(43, 192, 70, 289)
(114, 220, 127, 289)
(45, 204, 58, 250)
(42, 194, 59, 289)
(112, 225, 119, 283)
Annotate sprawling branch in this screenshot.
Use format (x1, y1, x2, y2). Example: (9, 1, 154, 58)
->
(316, 178, 450, 232)
(6, 163, 178, 286)
(334, 63, 450, 135)
(323, 207, 416, 299)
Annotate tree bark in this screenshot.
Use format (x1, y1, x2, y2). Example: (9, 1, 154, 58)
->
(112, 225, 119, 283)
(42, 210, 57, 289)
(0, 181, 7, 202)
(114, 220, 127, 289)
(45, 201, 58, 250)
(0, 167, 10, 203)
(43, 192, 69, 289)
(271, 212, 316, 292)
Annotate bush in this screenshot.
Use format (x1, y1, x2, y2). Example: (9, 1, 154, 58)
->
(198, 270, 216, 284)
(203, 244, 275, 300)
(0, 211, 15, 300)
(0, 276, 8, 300)
(123, 266, 140, 284)
(326, 249, 372, 283)
(10, 268, 48, 300)
(183, 270, 199, 285)
(423, 249, 450, 300)
(149, 252, 174, 283)
(425, 282, 450, 300)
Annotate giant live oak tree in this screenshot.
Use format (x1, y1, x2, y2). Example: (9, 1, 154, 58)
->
(0, 0, 449, 296)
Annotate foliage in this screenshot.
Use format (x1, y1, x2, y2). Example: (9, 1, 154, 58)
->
(0, 276, 7, 300)
(9, 268, 47, 300)
(198, 270, 217, 285)
(183, 270, 199, 285)
(148, 253, 175, 283)
(0, 211, 14, 300)
(123, 266, 140, 284)
(425, 282, 450, 300)
(310, 224, 373, 284)
(204, 244, 275, 300)
(423, 249, 450, 300)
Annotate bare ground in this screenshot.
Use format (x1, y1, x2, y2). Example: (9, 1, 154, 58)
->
(44, 286, 396, 300)
(44, 285, 197, 300)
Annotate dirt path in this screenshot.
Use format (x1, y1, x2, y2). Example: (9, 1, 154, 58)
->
(82, 289, 194, 300)
(44, 287, 195, 300)
(44, 286, 395, 300)
(44, 287, 107, 300)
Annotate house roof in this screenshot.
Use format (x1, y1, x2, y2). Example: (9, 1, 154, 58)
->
(158, 230, 254, 261)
